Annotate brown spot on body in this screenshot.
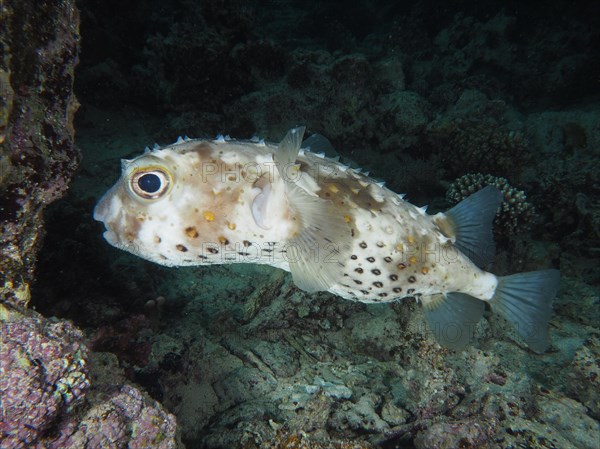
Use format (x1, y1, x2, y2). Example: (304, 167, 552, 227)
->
(185, 227, 199, 238)
(397, 263, 407, 270)
(243, 240, 251, 247)
(207, 247, 219, 254)
(355, 268, 364, 274)
(218, 236, 229, 245)
(191, 142, 217, 160)
(124, 215, 142, 241)
(154, 236, 162, 244)
(421, 267, 429, 274)
(203, 211, 215, 222)
(176, 244, 188, 252)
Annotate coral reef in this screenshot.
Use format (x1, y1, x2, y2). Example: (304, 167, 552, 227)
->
(567, 337, 600, 419)
(524, 109, 600, 262)
(244, 430, 375, 449)
(446, 173, 536, 237)
(89, 314, 154, 370)
(0, 304, 181, 448)
(427, 90, 531, 180)
(41, 384, 179, 449)
(0, 304, 89, 447)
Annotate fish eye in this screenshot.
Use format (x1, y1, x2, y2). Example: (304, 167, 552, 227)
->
(130, 168, 172, 200)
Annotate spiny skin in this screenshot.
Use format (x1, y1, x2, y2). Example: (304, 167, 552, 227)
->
(94, 135, 497, 305)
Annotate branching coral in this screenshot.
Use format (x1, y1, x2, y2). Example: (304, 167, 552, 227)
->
(433, 120, 529, 179)
(447, 173, 535, 237)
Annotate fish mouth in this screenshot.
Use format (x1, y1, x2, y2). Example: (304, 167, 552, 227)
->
(93, 192, 111, 223)
(102, 229, 119, 246)
(94, 187, 123, 248)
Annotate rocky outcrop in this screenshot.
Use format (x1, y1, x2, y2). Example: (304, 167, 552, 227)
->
(0, 0, 81, 308)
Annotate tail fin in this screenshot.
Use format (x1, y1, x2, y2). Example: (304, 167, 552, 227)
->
(491, 270, 560, 353)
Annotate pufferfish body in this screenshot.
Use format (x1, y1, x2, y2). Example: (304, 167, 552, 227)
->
(94, 127, 560, 352)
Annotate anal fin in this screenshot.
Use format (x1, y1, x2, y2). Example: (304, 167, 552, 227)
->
(422, 292, 485, 351)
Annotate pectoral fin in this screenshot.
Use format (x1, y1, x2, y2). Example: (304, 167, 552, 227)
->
(275, 127, 352, 292)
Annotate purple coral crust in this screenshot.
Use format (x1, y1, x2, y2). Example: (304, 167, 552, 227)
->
(0, 313, 89, 448)
(40, 385, 179, 449)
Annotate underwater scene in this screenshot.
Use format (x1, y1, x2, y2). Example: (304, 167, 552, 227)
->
(1, 0, 599, 448)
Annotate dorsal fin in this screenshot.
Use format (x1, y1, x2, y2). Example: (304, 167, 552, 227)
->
(275, 126, 305, 166)
(301, 133, 339, 159)
(435, 186, 503, 268)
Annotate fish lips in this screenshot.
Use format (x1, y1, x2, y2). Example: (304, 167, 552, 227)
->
(93, 185, 122, 247)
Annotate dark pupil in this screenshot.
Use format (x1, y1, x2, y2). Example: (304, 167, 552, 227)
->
(138, 173, 161, 193)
